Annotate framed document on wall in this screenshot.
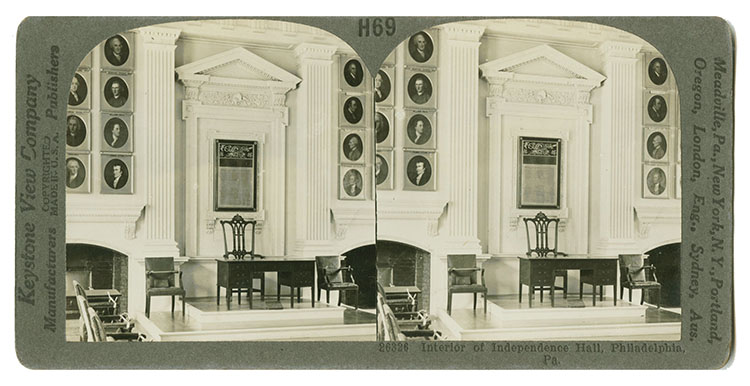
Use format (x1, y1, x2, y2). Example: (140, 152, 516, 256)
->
(517, 137, 561, 209)
(215, 140, 258, 211)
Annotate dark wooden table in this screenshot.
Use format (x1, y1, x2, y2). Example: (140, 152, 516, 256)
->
(216, 258, 315, 309)
(518, 255, 618, 307)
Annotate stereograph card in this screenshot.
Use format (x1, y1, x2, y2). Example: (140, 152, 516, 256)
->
(14, 16, 734, 369)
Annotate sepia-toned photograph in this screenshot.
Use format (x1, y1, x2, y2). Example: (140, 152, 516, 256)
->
(374, 68, 393, 105)
(404, 70, 436, 109)
(340, 94, 365, 126)
(340, 165, 365, 200)
(101, 154, 133, 194)
(403, 151, 435, 191)
(340, 130, 365, 164)
(375, 151, 393, 190)
(102, 73, 133, 111)
(101, 113, 133, 152)
(65, 154, 90, 193)
(645, 128, 668, 162)
(405, 110, 435, 149)
(406, 30, 436, 67)
(374, 109, 393, 147)
(341, 57, 364, 91)
(645, 92, 669, 124)
(66, 112, 90, 151)
(101, 33, 133, 70)
(68, 71, 90, 109)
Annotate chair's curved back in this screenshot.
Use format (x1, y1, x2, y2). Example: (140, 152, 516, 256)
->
(316, 255, 344, 286)
(72, 280, 86, 297)
(88, 306, 107, 342)
(381, 302, 404, 341)
(145, 257, 175, 289)
(375, 293, 387, 341)
(447, 254, 478, 285)
(523, 212, 560, 257)
(220, 214, 256, 259)
(619, 254, 647, 283)
(75, 295, 94, 342)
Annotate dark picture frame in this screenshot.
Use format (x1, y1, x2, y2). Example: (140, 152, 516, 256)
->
(403, 151, 436, 191)
(101, 33, 134, 71)
(517, 137, 562, 209)
(214, 140, 259, 211)
(68, 70, 90, 109)
(101, 113, 133, 153)
(643, 92, 669, 125)
(374, 68, 393, 105)
(644, 128, 668, 162)
(375, 108, 393, 148)
(340, 165, 366, 200)
(339, 94, 366, 127)
(101, 72, 133, 111)
(101, 154, 134, 194)
(645, 54, 669, 87)
(406, 30, 437, 67)
(375, 151, 393, 190)
(404, 69, 436, 109)
(341, 57, 365, 91)
(65, 154, 90, 193)
(340, 129, 365, 164)
(643, 164, 669, 198)
(66, 112, 90, 151)
(404, 110, 436, 149)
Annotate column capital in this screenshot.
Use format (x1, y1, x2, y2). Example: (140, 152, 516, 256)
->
(599, 41, 642, 59)
(440, 23, 486, 42)
(139, 26, 181, 46)
(294, 43, 337, 62)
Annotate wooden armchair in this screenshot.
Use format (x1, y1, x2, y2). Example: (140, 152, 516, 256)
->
(316, 255, 359, 309)
(145, 257, 186, 319)
(523, 212, 568, 301)
(447, 254, 488, 314)
(220, 214, 264, 301)
(376, 293, 437, 341)
(619, 254, 661, 308)
(73, 280, 131, 334)
(76, 295, 142, 342)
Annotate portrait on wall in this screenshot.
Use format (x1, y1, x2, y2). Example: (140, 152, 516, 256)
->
(403, 151, 436, 191)
(340, 166, 365, 200)
(101, 155, 133, 194)
(102, 73, 133, 111)
(517, 137, 562, 209)
(644, 92, 669, 125)
(375, 151, 393, 190)
(644, 128, 668, 162)
(404, 110, 436, 149)
(340, 130, 365, 164)
(101, 113, 133, 153)
(406, 30, 437, 67)
(643, 164, 669, 199)
(66, 112, 90, 151)
(340, 57, 365, 91)
(68, 71, 90, 109)
(375, 109, 393, 148)
(404, 70, 436, 109)
(214, 140, 258, 211)
(645, 54, 669, 88)
(65, 154, 90, 193)
(374, 67, 394, 105)
(340, 94, 366, 127)
(101, 33, 133, 71)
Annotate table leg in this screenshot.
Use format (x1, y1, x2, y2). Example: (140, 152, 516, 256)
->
(226, 288, 232, 310)
(528, 286, 533, 308)
(599, 285, 604, 301)
(518, 281, 522, 303)
(614, 285, 617, 306)
(592, 285, 597, 306)
(550, 286, 555, 308)
(290, 286, 295, 308)
(217, 285, 220, 305)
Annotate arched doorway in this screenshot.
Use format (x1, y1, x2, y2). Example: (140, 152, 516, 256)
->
(66, 243, 128, 318)
(376, 240, 431, 311)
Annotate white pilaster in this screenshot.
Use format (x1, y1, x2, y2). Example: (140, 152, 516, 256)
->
(594, 41, 642, 254)
(139, 27, 181, 258)
(438, 23, 485, 254)
(293, 43, 338, 257)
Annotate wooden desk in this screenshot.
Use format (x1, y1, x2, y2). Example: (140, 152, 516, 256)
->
(518, 255, 617, 307)
(381, 286, 421, 311)
(83, 288, 121, 316)
(216, 258, 315, 309)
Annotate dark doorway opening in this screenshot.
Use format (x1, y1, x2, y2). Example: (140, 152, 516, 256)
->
(645, 243, 680, 308)
(376, 241, 431, 311)
(341, 244, 377, 309)
(66, 244, 128, 318)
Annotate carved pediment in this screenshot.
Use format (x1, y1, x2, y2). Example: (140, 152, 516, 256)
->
(176, 47, 301, 92)
(480, 45, 605, 87)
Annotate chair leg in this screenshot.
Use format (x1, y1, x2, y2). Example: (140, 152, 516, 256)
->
(599, 285, 603, 301)
(550, 285, 555, 308)
(326, 289, 330, 304)
(260, 277, 265, 301)
(277, 281, 281, 302)
(579, 282, 583, 299)
(171, 295, 175, 316)
(447, 292, 453, 315)
(629, 288, 633, 302)
(640, 289, 645, 305)
(473, 293, 477, 310)
(337, 290, 341, 306)
(354, 288, 359, 310)
(563, 274, 568, 299)
(540, 287, 544, 303)
(484, 293, 488, 313)
(298, 287, 302, 302)
(592, 285, 596, 306)
(182, 296, 186, 321)
(620, 286, 624, 300)
(317, 287, 321, 302)
(145, 295, 151, 318)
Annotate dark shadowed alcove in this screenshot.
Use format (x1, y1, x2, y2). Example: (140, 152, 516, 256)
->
(341, 244, 377, 309)
(645, 243, 680, 308)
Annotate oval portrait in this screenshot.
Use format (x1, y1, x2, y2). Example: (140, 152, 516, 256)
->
(104, 34, 131, 67)
(406, 155, 432, 187)
(103, 76, 130, 108)
(406, 114, 432, 146)
(342, 133, 364, 162)
(647, 95, 667, 123)
(68, 73, 88, 107)
(646, 167, 666, 196)
(65, 157, 86, 189)
(646, 132, 667, 160)
(375, 155, 389, 185)
(407, 73, 433, 105)
(342, 169, 363, 197)
(408, 31, 434, 63)
(648, 57, 668, 85)
(374, 70, 391, 102)
(343, 59, 364, 87)
(104, 117, 130, 149)
(66, 115, 87, 147)
(343, 97, 363, 124)
(104, 158, 130, 190)
(375, 112, 390, 144)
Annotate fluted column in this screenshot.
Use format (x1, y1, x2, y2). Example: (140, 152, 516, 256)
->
(438, 23, 485, 253)
(294, 43, 337, 257)
(139, 27, 181, 257)
(595, 41, 642, 253)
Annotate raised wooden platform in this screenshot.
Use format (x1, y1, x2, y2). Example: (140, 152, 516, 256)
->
(436, 294, 680, 341)
(135, 296, 376, 342)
